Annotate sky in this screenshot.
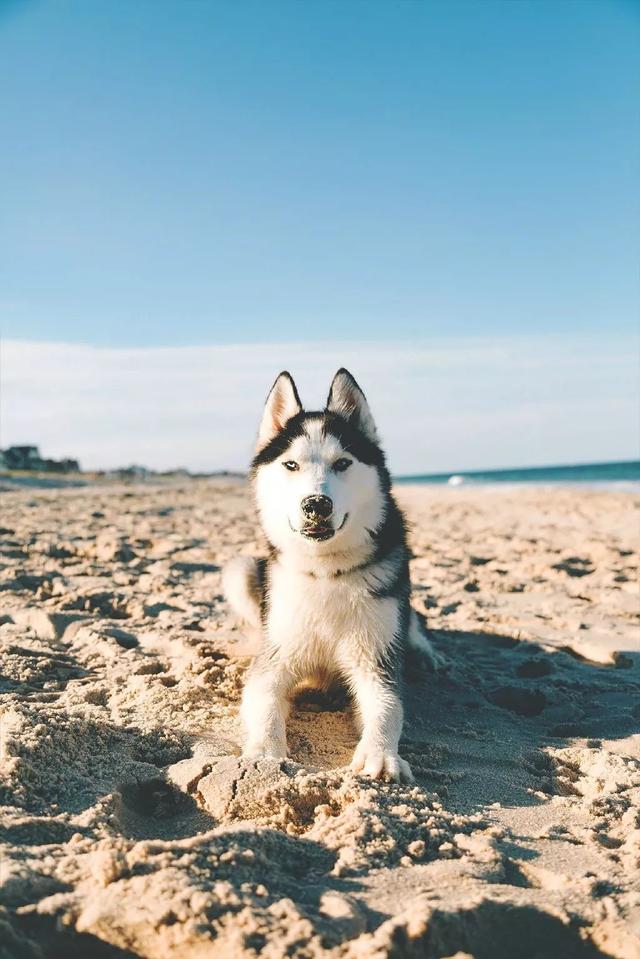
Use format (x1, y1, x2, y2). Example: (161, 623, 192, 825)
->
(3, 335, 637, 474)
(1, 0, 638, 471)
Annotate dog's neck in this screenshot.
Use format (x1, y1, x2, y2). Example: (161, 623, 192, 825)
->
(266, 531, 375, 578)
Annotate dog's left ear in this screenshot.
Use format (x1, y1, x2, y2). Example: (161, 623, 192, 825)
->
(326, 368, 379, 443)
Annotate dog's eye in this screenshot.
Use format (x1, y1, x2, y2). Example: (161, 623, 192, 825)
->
(333, 457, 352, 473)
(283, 460, 299, 472)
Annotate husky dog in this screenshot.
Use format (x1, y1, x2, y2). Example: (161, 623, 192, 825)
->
(223, 369, 439, 782)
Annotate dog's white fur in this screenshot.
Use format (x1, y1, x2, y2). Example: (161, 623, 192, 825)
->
(223, 370, 439, 782)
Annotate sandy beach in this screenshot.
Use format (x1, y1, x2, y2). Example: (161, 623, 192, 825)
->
(1, 480, 638, 958)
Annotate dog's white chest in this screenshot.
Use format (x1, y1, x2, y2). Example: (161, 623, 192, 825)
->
(266, 562, 397, 673)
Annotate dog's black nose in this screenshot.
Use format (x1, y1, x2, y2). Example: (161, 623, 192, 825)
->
(301, 494, 333, 521)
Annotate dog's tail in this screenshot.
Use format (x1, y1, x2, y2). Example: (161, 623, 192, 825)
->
(407, 608, 444, 671)
(222, 556, 263, 631)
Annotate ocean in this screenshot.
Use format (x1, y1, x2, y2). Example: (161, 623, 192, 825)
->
(394, 459, 640, 491)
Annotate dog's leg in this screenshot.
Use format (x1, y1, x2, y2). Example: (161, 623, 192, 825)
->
(345, 664, 413, 783)
(240, 655, 294, 759)
(407, 609, 444, 671)
(222, 556, 263, 630)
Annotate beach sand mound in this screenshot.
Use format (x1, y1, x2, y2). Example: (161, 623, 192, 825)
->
(0, 481, 638, 958)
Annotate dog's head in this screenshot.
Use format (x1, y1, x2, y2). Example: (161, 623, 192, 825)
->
(251, 369, 390, 557)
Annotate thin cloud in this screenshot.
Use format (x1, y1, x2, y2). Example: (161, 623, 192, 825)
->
(1, 336, 637, 473)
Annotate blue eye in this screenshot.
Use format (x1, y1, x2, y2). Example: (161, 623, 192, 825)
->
(283, 460, 299, 471)
(333, 458, 352, 473)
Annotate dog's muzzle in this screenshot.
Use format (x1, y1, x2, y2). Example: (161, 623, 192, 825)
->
(289, 498, 348, 542)
(299, 495, 335, 541)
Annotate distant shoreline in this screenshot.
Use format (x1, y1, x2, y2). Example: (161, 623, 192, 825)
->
(0, 470, 246, 491)
(1, 460, 638, 493)
(394, 459, 640, 491)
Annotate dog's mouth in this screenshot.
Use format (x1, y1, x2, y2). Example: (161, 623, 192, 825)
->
(289, 513, 348, 542)
(301, 524, 335, 541)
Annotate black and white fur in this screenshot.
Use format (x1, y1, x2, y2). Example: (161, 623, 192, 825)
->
(223, 369, 440, 782)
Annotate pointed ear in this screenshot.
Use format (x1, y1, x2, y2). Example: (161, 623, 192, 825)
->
(257, 371, 303, 450)
(326, 368, 379, 442)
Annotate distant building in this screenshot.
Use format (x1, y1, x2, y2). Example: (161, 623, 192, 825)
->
(116, 465, 150, 482)
(42, 457, 81, 473)
(2, 445, 43, 470)
(0, 445, 81, 473)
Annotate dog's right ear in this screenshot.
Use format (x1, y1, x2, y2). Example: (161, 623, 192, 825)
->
(256, 371, 303, 451)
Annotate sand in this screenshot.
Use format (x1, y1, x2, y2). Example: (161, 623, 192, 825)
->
(0, 480, 638, 958)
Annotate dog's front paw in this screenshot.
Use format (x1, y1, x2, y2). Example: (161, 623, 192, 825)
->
(350, 743, 414, 783)
(243, 738, 287, 761)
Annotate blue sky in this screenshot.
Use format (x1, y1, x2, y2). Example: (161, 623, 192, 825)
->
(1, 0, 638, 346)
(1, 1, 638, 471)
